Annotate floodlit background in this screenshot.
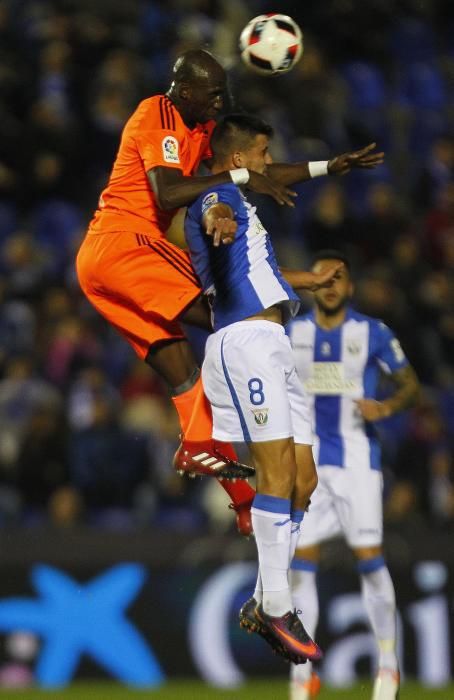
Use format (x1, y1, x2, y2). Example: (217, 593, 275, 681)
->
(0, 0, 453, 697)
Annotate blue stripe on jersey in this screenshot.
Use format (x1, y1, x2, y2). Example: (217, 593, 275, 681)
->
(214, 276, 263, 329)
(365, 322, 381, 470)
(369, 439, 381, 471)
(220, 336, 251, 443)
(314, 324, 344, 466)
(264, 227, 276, 261)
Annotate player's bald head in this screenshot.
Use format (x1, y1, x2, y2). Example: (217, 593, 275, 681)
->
(167, 50, 227, 126)
(172, 50, 226, 85)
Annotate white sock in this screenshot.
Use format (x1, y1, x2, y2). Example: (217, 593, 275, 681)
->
(253, 569, 262, 605)
(359, 557, 398, 672)
(289, 510, 305, 566)
(253, 509, 304, 605)
(251, 494, 292, 617)
(290, 561, 319, 684)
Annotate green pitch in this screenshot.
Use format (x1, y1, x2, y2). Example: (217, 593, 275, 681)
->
(1, 680, 452, 700)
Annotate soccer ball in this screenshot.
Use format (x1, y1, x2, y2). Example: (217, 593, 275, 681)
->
(239, 14, 303, 76)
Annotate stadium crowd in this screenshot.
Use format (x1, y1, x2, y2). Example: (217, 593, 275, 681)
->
(0, 0, 453, 531)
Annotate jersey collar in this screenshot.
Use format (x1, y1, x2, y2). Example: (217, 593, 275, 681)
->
(311, 305, 354, 331)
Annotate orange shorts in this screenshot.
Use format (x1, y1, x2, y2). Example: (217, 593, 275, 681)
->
(76, 230, 202, 359)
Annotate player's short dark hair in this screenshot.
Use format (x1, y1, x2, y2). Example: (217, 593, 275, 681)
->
(210, 113, 274, 160)
(311, 249, 351, 274)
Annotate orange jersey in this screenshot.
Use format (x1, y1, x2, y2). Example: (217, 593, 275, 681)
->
(88, 95, 216, 238)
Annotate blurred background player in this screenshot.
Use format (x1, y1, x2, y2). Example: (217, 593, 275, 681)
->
(184, 113, 349, 663)
(288, 250, 420, 700)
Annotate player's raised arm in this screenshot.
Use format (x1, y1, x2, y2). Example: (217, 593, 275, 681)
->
(265, 143, 385, 187)
(280, 262, 344, 291)
(149, 166, 233, 210)
(148, 165, 297, 210)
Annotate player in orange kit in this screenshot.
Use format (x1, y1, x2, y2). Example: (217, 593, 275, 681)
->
(76, 50, 285, 533)
(77, 49, 384, 535)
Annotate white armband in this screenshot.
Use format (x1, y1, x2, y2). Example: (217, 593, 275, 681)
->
(308, 161, 329, 178)
(230, 168, 250, 185)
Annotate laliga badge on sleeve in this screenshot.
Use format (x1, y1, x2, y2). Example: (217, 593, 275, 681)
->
(201, 192, 219, 213)
(162, 135, 180, 163)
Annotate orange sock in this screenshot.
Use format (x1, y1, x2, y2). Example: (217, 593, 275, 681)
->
(171, 375, 213, 441)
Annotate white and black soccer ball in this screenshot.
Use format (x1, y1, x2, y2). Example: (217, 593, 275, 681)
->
(239, 14, 303, 76)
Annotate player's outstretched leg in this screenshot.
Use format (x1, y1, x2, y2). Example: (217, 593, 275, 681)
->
(243, 439, 322, 664)
(171, 372, 255, 480)
(255, 524, 322, 665)
(250, 486, 322, 663)
(357, 555, 399, 700)
(146, 341, 255, 483)
(290, 558, 321, 698)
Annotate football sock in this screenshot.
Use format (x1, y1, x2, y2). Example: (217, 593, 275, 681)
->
(253, 510, 305, 607)
(251, 494, 292, 616)
(253, 570, 262, 605)
(358, 557, 398, 672)
(171, 375, 213, 441)
(290, 560, 319, 683)
(289, 510, 305, 566)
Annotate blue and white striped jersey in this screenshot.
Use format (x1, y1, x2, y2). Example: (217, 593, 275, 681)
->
(184, 183, 300, 331)
(289, 308, 409, 470)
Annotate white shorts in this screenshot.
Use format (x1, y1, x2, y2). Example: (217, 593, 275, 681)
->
(202, 320, 313, 444)
(297, 465, 384, 548)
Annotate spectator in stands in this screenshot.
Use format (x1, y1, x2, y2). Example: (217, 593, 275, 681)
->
(68, 394, 150, 514)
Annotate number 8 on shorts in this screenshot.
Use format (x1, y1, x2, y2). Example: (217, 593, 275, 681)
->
(248, 377, 265, 405)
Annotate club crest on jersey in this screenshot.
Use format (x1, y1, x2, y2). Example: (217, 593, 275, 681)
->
(201, 192, 218, 213)
(347, 341, 361, 355)
(162, 136, 180, 163)
(252, 408, 269, 425)
(255, 220, 266, 236)
(321, 342, 331, 357)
